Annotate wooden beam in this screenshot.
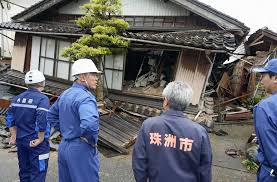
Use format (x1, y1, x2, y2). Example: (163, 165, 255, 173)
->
(249, 40, 264, 47)
(248, 34, 264, 47)
(0, 99, 10, 108)
(215, 92, 252, 107)
(269, 44, 277, 52)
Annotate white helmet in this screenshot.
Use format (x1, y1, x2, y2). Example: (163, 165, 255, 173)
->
(71, 58, 102, 76)
(25, 70, 45, 84)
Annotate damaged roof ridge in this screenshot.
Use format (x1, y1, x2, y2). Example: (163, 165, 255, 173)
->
(247, 27, 277, 44)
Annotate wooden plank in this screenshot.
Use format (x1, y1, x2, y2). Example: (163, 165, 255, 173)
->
(101, 115, 139, 132)
(98, 129, 130, 154)
(98, 136, 129, 154)
(0, 99, 11, 108)
(100, 120, 134, 140)
(11, 33, 28, 72)
(100, 124, 129, 144)
(24, 35, 32, 72)
(99, 129, 125, 146)
(225, 111, 252, 121)
(101, 119, 138, 138)
(248, 34, 264, 47)
(111, 115, 141, 130)
(249, 40, 264, 47)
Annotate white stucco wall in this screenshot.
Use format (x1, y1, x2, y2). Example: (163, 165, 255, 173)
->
(58, 0, 189, 16)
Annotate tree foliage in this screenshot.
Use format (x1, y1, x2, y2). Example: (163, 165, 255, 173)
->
(63, 0, 129, 61)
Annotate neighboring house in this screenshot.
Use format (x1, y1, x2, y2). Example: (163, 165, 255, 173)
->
(221, 28, 277, 98)
(0, 0, 40, 58)
(246, 27, 277, 64)
(0, 0, 249, 114)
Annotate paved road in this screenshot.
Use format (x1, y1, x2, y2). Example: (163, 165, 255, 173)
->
(0, 124, 256, 182)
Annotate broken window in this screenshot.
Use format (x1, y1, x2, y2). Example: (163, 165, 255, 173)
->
(123, 49, 179, 97)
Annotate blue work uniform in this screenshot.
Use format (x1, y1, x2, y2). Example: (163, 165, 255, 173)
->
(47, 83, 99, 182)
(254, 91, 277, 182)
(5, 88, 50, 182)
(132, 109, 212, 182)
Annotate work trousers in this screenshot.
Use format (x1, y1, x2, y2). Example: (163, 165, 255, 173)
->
(257, 165, 277, 182)
(58, 138, 99, 182)
(16, 138, 50, 182)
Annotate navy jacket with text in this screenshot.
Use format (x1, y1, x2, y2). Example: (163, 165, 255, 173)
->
(132, 109, 212, 182)
(5, 88, 50, 140)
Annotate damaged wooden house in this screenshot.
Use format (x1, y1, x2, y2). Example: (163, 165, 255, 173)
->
(0, 0, 249, 152)
(212, 28, 277, 121)
(222, 27, 277, 100)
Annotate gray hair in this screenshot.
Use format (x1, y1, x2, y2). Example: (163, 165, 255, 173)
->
(162, 81, 193, 111)
(73, 73, 91, 82)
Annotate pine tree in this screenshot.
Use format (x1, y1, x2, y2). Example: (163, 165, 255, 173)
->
(62, 0, 129, 100)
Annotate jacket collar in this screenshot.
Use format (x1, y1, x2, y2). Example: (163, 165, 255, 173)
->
(27, 87, 40, 92)
(72, 82, 88, 91)
(72, 82, 96, 97)
(162, 109, 186, 118)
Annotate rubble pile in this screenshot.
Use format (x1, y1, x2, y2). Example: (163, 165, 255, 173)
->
(0, 117, 13, 150)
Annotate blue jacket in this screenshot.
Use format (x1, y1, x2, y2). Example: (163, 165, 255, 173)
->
(132, 109, 212, 182)
(47, 83, 99, 145)
(254, 91, 277, 171)
(5, 88, 50, 140)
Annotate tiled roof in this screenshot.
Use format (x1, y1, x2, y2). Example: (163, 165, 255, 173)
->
(0, 22, 84, 35)
(0, 21, 236, 51)
(123, 30, 236, 51)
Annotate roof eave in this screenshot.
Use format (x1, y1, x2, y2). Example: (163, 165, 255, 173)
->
(12, 0, 67, 21)
(170, 0, 249, 34)
(0, 28, 82, 36)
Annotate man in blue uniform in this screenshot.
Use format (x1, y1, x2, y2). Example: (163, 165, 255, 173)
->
(5, 70, 50, 182)
(253, 58, 277, 182)
(47, 58, 101, 182)
(132, 81, 212, 182)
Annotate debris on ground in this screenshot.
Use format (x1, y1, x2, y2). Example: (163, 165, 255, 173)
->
(8, 145, 17, 153)
(245, 133, 259, 164)
(213, 129, 228, 136)
(225, 148, 242, 158)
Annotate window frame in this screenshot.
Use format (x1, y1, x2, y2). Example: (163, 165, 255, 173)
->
(38, 36, 74, 82)
(104, 53, 126, 91)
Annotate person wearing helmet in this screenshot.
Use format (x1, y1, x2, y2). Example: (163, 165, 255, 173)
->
(47, 58, 101, 182)
(253, 58, 277, 182)
(5, 70, 50, 182)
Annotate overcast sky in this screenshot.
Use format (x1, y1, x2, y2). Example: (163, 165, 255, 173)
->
(198, 0, 277, 34)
